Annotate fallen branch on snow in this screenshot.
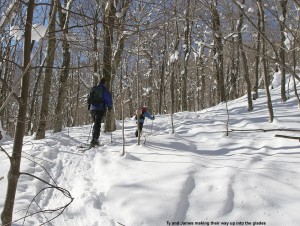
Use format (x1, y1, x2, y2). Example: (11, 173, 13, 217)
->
(275, 134, 300, 142)
(230, 128, 300, 133)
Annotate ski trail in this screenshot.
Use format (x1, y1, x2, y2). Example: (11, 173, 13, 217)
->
(222, 177, 235, 216)
(48, 147, 115, 226)
(173, 173, 196, 221)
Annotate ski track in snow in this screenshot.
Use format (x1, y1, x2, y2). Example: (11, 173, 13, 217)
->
(173, 173, 196, 221)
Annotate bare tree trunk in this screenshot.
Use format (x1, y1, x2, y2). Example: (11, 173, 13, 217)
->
(195, 58, 200, 110)
(237, 0, 253, 111)
(211, 0, 225, 103)
(280, 0, 287, 102)
(53, 0, 72, 133)
(229, 16, 238, 100)
(72, 64, 81, 126)
(199, 54, 205, 110)
(36, 0, 57, 139)
(171, 17, 179, 116)
(1, 1, 34, 225)
(253, 7, 261, 100)
(112, 0, 130, 119)
(257, 0, 274, 122)
(103, 0, 116, 132)
(128, 86, 134, 116)
(27, 48, 46, 135)
(136, 27, 141, 108)
(182, 0, 191, 111)
(292, 39, 300, 107)
(159, 34, 166, 114)
(93, 6, 100, 85)
(121, 93, 125, 156)
(144, 49, 154, 112)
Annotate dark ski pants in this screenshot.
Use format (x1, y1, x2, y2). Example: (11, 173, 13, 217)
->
(135, 122, 144, 137)
(90, 110, 105, 140)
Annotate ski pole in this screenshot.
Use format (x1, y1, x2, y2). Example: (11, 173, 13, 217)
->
(87, 123, 93, 143)
(150, 119, 154, 135)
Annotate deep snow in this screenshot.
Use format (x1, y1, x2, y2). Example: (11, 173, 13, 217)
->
(1, 84, 300, 226)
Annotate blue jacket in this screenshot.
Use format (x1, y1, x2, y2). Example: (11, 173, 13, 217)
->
(136, 111, 154, 124)
(89, 84, 112, 111)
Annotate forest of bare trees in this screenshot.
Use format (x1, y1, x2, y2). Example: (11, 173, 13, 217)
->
(1, 0, 300, 138)
(1, 0, 300, 225)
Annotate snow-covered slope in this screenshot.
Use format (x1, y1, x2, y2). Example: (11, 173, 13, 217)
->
(1, 85, 300, 226)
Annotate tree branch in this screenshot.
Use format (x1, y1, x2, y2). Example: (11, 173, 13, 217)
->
(0, 145, 11, 160)
(0, 77, 20, 103)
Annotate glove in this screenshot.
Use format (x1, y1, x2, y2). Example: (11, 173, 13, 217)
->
(108, 106, 112, 111)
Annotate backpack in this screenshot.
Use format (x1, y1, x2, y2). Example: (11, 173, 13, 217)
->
(88, 85, 103, 105)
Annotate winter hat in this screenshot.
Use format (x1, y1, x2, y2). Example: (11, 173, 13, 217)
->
(100, 78, 106, 85)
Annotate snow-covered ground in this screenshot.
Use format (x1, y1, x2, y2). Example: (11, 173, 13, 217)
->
(1, 84, 300, 226)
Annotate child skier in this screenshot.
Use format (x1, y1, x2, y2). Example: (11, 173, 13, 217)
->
(135, 106, 155, 137)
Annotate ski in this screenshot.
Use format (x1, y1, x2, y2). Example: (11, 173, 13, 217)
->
(77, 143, 105, 153)
(78, 146, 92, 153)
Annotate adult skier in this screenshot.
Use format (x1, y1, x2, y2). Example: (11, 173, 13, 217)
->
(88, 78, 112, 147)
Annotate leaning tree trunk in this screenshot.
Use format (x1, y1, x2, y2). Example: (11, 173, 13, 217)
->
(253, 7, 261, 100)
(36, 1, 57, 139)
(257, 0, 274, 122)
(1, 1, 34, 225)
(0, 1, 21, 33)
